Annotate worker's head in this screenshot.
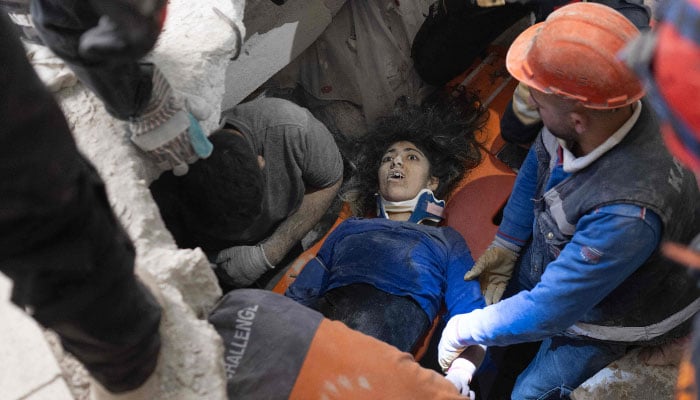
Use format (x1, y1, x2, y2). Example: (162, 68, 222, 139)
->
(622, 0, 700, 174)
(507, 2, 644, 111)
(175, 128, 264, 237)
(348, 95, 485, 216)
(524, 85, 636, 146)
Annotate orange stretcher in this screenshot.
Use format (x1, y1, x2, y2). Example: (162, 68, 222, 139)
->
(272, 46, 519, 360)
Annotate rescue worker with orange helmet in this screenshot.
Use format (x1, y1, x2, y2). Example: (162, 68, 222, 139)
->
(621, 0, 700, 398)
(495, 0, 652, 151)
(438, 3, 700, 398)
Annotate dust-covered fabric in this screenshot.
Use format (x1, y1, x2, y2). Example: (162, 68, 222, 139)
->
(289, 0, 432, 125)
(209, 289, 468, 400)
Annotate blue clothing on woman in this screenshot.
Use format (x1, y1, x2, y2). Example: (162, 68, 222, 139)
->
(286, 216, 485, 351)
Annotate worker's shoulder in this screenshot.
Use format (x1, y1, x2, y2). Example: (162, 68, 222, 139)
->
(233, 96, 313, 127)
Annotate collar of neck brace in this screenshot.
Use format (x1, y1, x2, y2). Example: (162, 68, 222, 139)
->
(377, 189, 445, 224)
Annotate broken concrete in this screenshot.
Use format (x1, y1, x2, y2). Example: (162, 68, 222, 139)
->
(0, 275, 73, 400)
(572, 348, 678, 400)
(222, 0, 345, 110)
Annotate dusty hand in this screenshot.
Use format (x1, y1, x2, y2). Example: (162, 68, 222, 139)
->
(444, 358, 477, 397)
(128, 65, 213, 176)
(215, 244, 275, 288)
(464, 245, 518, 305)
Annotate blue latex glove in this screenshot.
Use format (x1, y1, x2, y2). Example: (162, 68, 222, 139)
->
(128, 65, 213, 176)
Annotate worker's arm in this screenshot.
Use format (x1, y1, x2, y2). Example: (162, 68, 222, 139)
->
(447, 205, 662, 346)
(462, 146, 538, 305)
(213, 178, 342, 288)
(263, 178, 342, 265)
(439, 205, 661, 367)
(494, 144, 538, 250)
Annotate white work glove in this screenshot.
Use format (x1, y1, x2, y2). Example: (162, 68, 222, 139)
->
(511, 82, 542, 126)
(464, 243, 519, 305)
(444, 357, 477, 398)
(215, 244, 275, 288)
(128, 65, 213, 176)
(438, 314, 476, 372)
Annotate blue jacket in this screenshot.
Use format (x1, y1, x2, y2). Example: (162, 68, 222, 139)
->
(455, 101, 700, 347)
(286, 217, 485, 322)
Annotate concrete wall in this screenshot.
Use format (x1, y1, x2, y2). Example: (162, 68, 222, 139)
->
(221, 0, 344, 110)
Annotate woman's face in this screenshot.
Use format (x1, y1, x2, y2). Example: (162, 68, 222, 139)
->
(377, 141, 439, 202)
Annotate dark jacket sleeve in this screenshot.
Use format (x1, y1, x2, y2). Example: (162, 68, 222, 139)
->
(29, 0, 158, 119)
(0, 12, 161, 393)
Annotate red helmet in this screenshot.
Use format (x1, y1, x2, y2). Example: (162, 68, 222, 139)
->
(506, 2, 644, 110)
(622, 0, 700, 172)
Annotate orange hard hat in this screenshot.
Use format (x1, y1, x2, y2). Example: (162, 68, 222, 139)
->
(506, 2, 644, 109)
(622, 0, 700, 172)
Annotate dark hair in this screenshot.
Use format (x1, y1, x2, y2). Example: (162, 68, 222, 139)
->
(150, 129, 264, 250)
(346, 93, 486, 216)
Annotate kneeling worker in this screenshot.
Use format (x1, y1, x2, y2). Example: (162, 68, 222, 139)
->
(151, 96, 343, 290)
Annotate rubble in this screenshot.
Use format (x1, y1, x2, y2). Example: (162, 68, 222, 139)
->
(572, 348, 678, 400)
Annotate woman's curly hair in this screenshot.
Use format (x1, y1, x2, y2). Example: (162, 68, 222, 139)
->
(343, 92, 488, 216)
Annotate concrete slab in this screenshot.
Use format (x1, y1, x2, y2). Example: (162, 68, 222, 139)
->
(25, 379, 74, 400)
(572, 348, 678, 400)
(222, 0, 339, 109)
(0, 274, 72, 400)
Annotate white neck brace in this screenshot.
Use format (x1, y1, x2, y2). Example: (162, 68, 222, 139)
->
(380, 191, 423, 213)
(377, 189, 445, 224)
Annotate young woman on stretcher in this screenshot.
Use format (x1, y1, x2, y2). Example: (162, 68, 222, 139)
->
(285, 96, 489, 395)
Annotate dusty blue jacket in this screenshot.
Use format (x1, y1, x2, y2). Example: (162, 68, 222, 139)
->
(286, 217, 485, 322)
(463, 102, 700, 347)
